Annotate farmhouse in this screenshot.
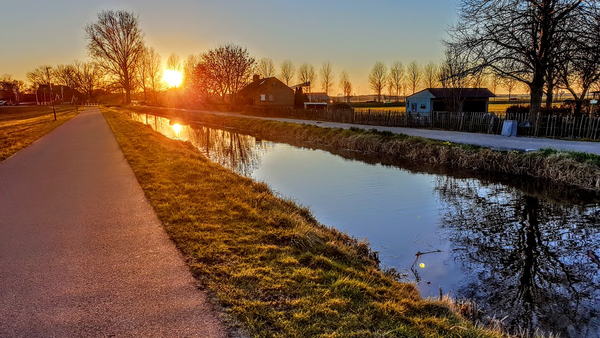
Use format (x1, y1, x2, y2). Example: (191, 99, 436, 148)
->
(238, 75, 294, 107)
(406, 88, 495, 115)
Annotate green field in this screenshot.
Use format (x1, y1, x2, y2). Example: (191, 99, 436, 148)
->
(353, 102, 523, 114)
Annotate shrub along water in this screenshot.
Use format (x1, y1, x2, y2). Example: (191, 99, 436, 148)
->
(103, 108, 505, 338)
(124, 106, 600, 193)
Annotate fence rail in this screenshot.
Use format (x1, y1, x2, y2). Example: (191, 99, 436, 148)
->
(242, 107, 600, 140)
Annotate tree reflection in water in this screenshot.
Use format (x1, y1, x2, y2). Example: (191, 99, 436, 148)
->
(435, 177, 600, 337)
(130, 112, 269, 176)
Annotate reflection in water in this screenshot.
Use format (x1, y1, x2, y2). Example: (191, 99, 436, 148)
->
(436, 177, 600, 337)
(129, 112, 600, 337)
(130, 112, 269, 176)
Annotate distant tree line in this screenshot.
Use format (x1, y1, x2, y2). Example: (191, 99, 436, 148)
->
(14, 5, 599, 111)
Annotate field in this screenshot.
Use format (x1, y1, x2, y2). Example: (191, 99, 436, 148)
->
(0, 105, 79, 162)
(353, 102, 522, 114)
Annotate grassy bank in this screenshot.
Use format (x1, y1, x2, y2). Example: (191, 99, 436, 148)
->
(125, 106, 600, 193)
(0, 106, 80, 162)
(103, 108, 503, 338)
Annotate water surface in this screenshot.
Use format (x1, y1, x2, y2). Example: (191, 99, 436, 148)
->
(130, 112, 600, 338)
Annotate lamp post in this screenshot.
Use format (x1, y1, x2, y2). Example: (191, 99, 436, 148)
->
(46, 67, 57, 121)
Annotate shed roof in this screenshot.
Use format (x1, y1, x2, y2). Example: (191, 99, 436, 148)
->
(410, 88, 496, 99)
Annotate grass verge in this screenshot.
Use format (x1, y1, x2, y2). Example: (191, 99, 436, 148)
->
(103, 108, 504, 338)
(124, 106, 600, 193)
(0, 106, 80, 162)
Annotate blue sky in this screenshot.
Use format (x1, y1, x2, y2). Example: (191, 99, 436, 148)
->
(0, 0, 458, 95)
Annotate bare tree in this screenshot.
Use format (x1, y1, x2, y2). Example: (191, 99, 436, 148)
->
(339, 70, 352, 103)
(26, 65, 51, 90)
(489, 72, 502, 100)
(298, 62, 316, 92)
(439, 48, 475, 111)
(0, 75, 24, 103)
(182, 54, 199, 90)
(556, 9, 600, 115)
(279, 59, 295, 86)
(166, 53, 181, 72)
(257, 58, 275, 78)
(73, 61, 104, 101)
(447, 0, 593, 121)
(85, 10, 145, 104)
(503, 77, 518, 101)
(195, 43, 255, 102)
(389, 61, 405, 102)
(53, 64, 78, 89)
(423, 62, 439, 88)
(320, 61, 334, 95)
(407, 61, 422, 94)
(369, 61, 387, 102)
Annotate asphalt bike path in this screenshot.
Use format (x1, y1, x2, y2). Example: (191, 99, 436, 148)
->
(0, 107, 228, 337)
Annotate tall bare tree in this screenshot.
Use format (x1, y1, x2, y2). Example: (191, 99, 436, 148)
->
(320, 61, 334, 95)
(85, 10, 145, 104)
(423, 62, 439, 88)
(369, 61, 387, 102)
(279, 59, 295, 86)
(389, 61, 405, 102)
(503, 77, 518, 101)
(257, 58, 275, 78)
(298, 62, 316, 92)
(73, 61, 104, 101)
(447, 0, 593, 121)
(339, 70, 352, 103)
(53, 64, 78, 89)
(26, 65, 51, 90)
(195, 43, 255, 102)
(182, 54, 199, 90)
(166, 53, 181, 72)
(407, 61, 422, 94)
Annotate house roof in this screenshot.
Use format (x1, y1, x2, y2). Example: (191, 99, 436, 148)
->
(410, 88, 496, 99)
(238, 77, 291, 95)
(290, 82, 310, 90)
(307, 92, 331, 102)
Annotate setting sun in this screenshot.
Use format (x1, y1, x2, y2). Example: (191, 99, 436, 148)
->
(163, 69, 183, 87)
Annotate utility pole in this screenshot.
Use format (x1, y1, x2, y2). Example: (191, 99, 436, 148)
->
(46, 67, 57, 121)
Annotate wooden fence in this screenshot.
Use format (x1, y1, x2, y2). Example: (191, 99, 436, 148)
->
(243, 107, 600, 140)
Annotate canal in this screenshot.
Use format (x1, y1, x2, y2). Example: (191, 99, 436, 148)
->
(129, 112, 600, 338)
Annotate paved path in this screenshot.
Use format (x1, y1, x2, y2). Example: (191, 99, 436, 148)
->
(177, 108, 600, 155)
(0, 108, 228, 337)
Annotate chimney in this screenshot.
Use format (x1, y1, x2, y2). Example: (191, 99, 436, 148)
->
(253, 74, 260, 83)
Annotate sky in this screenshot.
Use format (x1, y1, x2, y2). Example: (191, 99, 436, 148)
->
(0, 0, 458, 96)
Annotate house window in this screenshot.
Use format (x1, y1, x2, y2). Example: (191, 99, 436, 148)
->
(260, 94, 266, 102)
(411, 103, 416, 111)
(269, 94, 275, 102)
(420, 104, 426, 109)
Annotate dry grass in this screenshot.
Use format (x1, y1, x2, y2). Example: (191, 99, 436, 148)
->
(0, 105, 80, 162)
(103, 107, 507, 338)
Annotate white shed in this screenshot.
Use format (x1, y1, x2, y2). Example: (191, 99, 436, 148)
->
(406, 88, 496, 115)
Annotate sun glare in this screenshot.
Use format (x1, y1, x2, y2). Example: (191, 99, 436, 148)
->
(172, 123, 182, 135)
(164, 69, 183, 87)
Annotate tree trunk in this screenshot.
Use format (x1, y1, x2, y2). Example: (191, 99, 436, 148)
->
(529, 73, 545, 123)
